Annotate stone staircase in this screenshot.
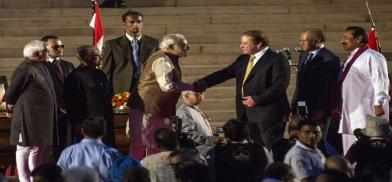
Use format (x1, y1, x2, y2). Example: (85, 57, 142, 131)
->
(1, 0, 392, 128)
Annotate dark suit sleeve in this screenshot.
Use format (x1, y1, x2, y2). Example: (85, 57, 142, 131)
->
(63, 72, 82, 124)
(5, 65, 31, 104)
(290, 53, 306, 111)
(200, 56, 242, 88)
(101, 41, 114, 82)
(315, 54, 340, 111)
(252, 54, 290, 105)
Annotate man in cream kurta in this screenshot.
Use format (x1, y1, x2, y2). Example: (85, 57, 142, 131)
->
(339, 26, 389, 154)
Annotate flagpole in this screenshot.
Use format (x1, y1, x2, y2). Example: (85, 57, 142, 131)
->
(91, 0, 96, 46)
(365, 0, 382, 52)
(365, 1, 376, 28)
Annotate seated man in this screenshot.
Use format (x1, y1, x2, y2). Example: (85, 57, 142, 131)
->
(176, 91, 215, 155)
(206, 119, 269, 182)
(284, 119, 325, 182)
(141, 128, 178, 182)
(345, 116, 392, 174)
(57, 116, 122, 182)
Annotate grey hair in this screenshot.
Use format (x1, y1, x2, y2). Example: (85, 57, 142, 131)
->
(159, 34, 188, 51)
(23, 40, 45, 58)
(181, 90, 191, 98)
(62, 166, 99, 182)
(76, 45, 97, 62)
(303, 28, 326, 43)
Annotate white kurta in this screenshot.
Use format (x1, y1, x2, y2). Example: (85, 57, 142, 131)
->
(339, 48, 389, 135)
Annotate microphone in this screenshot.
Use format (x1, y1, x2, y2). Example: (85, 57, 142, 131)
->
(294, 47, 303, 53)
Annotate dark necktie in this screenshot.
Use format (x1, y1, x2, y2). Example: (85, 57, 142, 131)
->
(53, 58, 64, 79)
(131, 39, 140, 79)
(304, 53, 314, 64)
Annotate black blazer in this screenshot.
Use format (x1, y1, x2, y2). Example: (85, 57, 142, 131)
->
(200, 48, 291, 145)
(45, 59, 75, 110)
(63, 65, 114, 125)
(291, 47, 340, 116)
(101, 35, 159, 94)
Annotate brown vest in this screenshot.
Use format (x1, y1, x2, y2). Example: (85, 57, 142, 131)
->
(137, 51, 181, 117)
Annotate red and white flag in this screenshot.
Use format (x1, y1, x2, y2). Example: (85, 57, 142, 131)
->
(368, 27, 381, 52)
(90, 0, 104, 53)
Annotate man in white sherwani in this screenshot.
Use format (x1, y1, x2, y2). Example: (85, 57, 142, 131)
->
(339, 26, 389, 154)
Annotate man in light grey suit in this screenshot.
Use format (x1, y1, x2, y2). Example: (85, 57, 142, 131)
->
(176, 91, 216, 154)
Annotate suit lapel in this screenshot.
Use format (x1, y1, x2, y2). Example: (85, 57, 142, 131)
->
(140, 35, 148, 64)
(243, 49, 271, 84)
(298, 52, 308, 74)
(311, 48, 325, 63)
(46, 62, 64, 83)
(119, 36, 132, 63)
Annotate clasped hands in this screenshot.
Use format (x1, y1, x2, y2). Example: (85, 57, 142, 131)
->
(192, 80, 255, 108)
(192, 80, 207, 93)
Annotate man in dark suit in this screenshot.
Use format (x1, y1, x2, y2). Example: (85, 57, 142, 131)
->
(64, 45, 115, 147)
(291, 28, 341, 155)
(101, 10, 159, 94)
(195, 30, 291, 161)
(291, 28, 340, 121)
(5, 40, 57, 182)
(41, 35, 75, 160)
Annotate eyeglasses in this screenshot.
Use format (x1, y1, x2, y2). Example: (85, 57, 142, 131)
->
(52, 45, 65, 49)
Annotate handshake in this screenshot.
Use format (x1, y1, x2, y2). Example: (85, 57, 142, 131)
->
(192, 80, 208, 93)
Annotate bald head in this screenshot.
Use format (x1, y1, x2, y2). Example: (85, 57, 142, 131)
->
(324, 156, 354, 177)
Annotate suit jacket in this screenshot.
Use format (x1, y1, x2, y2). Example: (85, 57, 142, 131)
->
(291, 48, 340, 116)
(101, 35, 159, 94)
(176, 104, 214, 145)
(5, 59, 57, 146)
(200, 48, 291, 144)
(63, 65, 114, 125)
(45, 59, 75, 110)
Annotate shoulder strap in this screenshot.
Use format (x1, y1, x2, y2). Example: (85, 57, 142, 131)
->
(339, 46, 368, 82)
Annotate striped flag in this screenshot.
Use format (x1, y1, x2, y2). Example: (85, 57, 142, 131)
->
(368, 27, 381, 52)
(90, 0, 104, 53)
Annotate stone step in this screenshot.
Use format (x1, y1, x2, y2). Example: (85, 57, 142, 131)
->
(2, 21, 392, 38)
(0, 4, 391, 18)
(2, 0, 390, 9)
(2, 31, 392, 47)
(1, 13, 391, 28)
(0, 0, 91, 8)
(128, 0, 392, 7)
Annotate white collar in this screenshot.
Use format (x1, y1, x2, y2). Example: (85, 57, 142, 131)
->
(252, 46, 269, 60)
(126, 33, 142, 42)
(47, 57, 59, 63)
(309, 47, 322, 57)
(350, 47, 360, 57)
(295, 140, 318, 151)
